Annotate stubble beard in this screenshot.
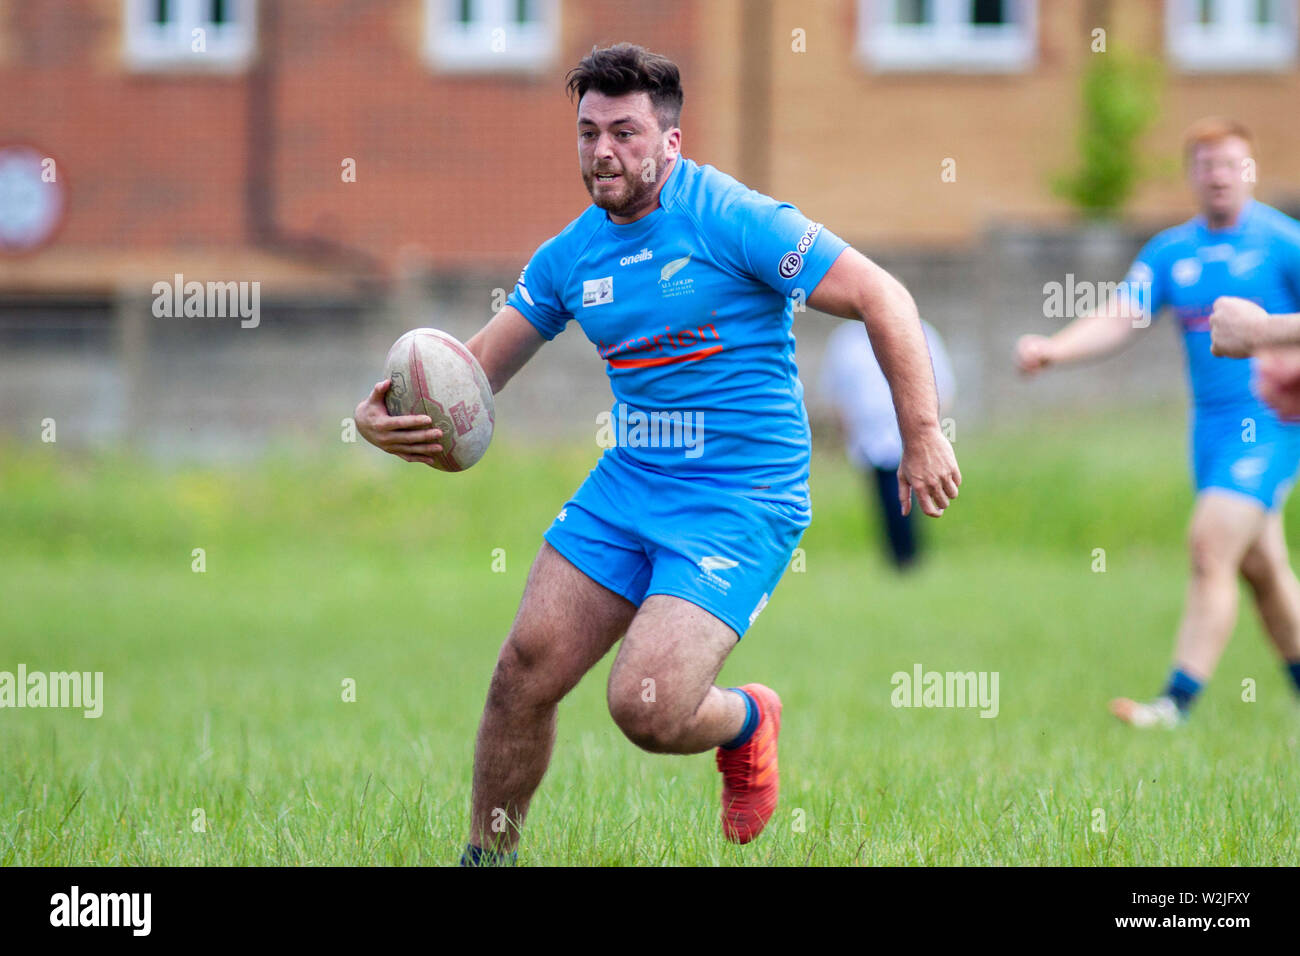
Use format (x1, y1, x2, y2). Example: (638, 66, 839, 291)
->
(585, 149, 667, 219)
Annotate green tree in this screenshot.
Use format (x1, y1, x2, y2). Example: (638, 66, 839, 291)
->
(1054, 52, 1162, 219)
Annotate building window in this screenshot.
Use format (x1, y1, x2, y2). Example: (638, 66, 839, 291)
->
(1166, 0, 1297, 71)
(857, 0, 1038, 72)
(124, 0, 257, 70)
(425, 0, 559, 73)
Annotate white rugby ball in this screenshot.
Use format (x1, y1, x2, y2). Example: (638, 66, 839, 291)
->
(383, 328, 495, 472)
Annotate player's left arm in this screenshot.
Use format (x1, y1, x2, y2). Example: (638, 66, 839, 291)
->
(809, 248, 961, 517)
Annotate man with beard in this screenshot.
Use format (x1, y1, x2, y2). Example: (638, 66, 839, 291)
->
(354, 43, 959, 863)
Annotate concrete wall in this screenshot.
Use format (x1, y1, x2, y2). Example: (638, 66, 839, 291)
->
(0, 226, 1193, 461)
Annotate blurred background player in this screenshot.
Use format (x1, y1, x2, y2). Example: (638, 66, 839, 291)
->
(821, 318, 956, 569)
(1017, 118, 1300, 728)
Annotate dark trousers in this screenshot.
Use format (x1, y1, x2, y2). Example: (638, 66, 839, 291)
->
(870, 465, 919, 569)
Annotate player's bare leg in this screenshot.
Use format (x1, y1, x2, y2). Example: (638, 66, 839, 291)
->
(607, 595, 782, 842)
(1112, 491, 1268, 726)
(1172, 492, 1270, 674)
(1240, 511, 1300, 661)
(466, 542, 636, 858)
(605, 595, 745, 754)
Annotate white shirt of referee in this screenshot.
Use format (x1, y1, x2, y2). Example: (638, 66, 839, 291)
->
(820, 319, 956, 471)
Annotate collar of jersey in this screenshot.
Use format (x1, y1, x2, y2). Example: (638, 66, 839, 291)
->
(1194, 197, 1256, 237)
(601, 155, 688, 238)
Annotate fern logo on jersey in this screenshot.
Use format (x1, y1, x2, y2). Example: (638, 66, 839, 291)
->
(660, 255, 690, 282)
(1229, 250, 1264, 277)
(659, 255, 695, 298)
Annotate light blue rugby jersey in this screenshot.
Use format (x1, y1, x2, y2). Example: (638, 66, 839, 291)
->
(1126, 199, 1300, 411)
(506, 156, 849, 506)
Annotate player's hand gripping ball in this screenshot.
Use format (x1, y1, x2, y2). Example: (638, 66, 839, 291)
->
(383, 328, 495, 472)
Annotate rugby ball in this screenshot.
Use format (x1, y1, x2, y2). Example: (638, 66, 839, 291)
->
(382, 328, 495, 472)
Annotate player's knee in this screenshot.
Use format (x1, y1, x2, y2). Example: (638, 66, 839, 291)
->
(607, 685, 682, 753)
(1187, 528, 1236, 579)
(1239, 546, 1268, 588)
(488, 630, 564, 709)
(1240, 542, 1288, 593)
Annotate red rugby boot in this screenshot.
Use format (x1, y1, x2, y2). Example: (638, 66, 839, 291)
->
(716, 683, 782, 844)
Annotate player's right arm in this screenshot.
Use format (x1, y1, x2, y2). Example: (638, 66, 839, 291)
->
(466, 305, 547, 393)
(357, 223, 566, 468)
(1017, 247, 1164, 376)
(353, 380, 442, 466)
(1015, 303, 1138, 375)
(354, 306, 545, 466)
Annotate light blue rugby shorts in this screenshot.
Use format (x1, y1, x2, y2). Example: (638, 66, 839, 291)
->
(1191, 404, 1300, 510)
(542, 450, 809, 639)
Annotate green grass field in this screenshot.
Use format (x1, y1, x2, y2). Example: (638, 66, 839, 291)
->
(3, 407, 1299, 866)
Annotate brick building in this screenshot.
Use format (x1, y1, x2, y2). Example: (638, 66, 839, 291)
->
(1, 0, 1299, 297)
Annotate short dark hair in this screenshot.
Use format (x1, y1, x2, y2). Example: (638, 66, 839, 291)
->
(565, 43, 683, 132)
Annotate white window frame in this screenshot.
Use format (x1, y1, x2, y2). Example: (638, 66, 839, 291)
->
(1166, 0, 1298, 72)
(124, 0, 257, 71)
(857, 0, 1038, 73)
(425, 0, 559, 74)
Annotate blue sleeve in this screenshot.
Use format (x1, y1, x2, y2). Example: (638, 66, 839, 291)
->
(1271, 217, 1300, 305)
(719, 193, 850, 299)
(505, 237, 572, 340)
(1123, 237, 1168, 321)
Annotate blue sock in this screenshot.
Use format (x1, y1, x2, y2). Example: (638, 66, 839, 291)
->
(1285, 659, 1300, 695)
(1163, 668, 1203, 714)
(459, 843, 517, 867)
(721, 688, 759, 750)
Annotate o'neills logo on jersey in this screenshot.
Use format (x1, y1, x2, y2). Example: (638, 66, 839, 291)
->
(620, 247, 654, 266)
(597, 322, 723, 368)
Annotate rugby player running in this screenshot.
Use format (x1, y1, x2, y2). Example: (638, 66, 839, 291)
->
(1017, 118, 1300, 728)
(355, 43, 960, 863)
